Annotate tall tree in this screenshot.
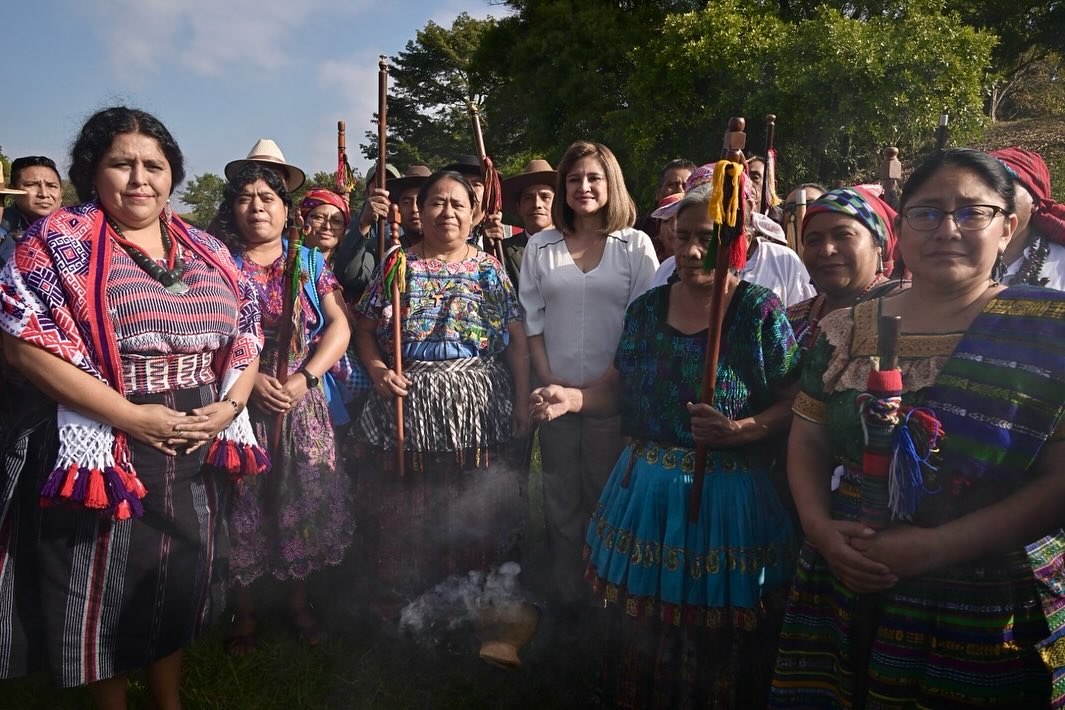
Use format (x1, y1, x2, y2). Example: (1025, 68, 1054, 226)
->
(360, 13, 509, 170)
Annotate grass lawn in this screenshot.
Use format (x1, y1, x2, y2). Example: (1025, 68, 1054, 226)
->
(0, 436, 602, 709)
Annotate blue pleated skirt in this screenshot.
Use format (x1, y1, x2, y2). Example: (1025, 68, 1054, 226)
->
(585, 440, 797, 626)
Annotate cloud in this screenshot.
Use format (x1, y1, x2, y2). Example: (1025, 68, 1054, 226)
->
(310, 52, 385, 175)
(91, 0, 371, 84)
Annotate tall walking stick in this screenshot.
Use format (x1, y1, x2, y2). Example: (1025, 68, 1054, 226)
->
(467, 104, 506, 263)
(761, 114, 780, 215)
(376, 56, 390, 263)
(879, 147, 903, 209)
(689, 117, 749, 522)
(337, 120, 357, 195)
(383, 204, 407, 476)
(271, 216, 305, 453)
(934, 113, 950, 152)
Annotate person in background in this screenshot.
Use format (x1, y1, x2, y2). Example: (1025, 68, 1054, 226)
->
(1, 155, 62, 238)
(519, 140, 658, 613)
(637, 158, 694, 260)
(647, 191, 684, 288)
(786, 186, 905, 353)
(333, 162, 400, 306)
(300, 187, 350, 262)
(990, 147, 1065, 289)
(500, 158, 558, 287)
(0, 162, 27, 264)
(388, 164, 432, 247)
(771, 148, 1065, 708)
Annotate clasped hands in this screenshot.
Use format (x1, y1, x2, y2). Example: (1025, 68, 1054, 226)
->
(807, 517, 944, 593)
(125, 401, 238, 456)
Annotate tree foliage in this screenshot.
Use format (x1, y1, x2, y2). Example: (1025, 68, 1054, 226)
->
(178, 172, 226, 229)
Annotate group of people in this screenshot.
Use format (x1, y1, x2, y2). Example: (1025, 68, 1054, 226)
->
(1, 103, 1064, 710)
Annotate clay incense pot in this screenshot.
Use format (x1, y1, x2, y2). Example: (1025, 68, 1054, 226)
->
(475, 601, 541, 668)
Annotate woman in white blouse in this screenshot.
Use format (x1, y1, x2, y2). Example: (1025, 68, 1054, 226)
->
(519, 140, 658, 610)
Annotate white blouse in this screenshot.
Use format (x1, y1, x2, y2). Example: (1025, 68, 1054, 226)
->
(520, 227, 659, 386)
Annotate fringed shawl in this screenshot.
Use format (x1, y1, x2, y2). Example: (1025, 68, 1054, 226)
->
(0, 202, 267, 519)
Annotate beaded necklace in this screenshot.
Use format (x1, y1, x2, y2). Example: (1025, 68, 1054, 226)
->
(1007, 231, 1051, 287)
(107, 215, 189, 294)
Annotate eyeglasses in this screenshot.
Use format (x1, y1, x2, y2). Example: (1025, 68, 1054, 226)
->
(902, 204, 1005, 232)
(307, 214, 346, 230)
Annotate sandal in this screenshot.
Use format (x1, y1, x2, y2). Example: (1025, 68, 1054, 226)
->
(291, 606, 326, 647)
(225, 616, 257, 657)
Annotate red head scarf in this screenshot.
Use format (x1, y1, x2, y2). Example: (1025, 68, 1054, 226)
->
(991, 147, 1065, 245)
(299, 188, 350, 229)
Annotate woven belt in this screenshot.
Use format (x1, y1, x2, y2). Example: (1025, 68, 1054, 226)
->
(122, 351, 216, 394)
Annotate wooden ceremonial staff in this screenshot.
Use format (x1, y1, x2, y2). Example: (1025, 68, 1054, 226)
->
(271, 216, 304, 452)
(376, 56, 389, 263)
(791, 188, 808, 258)
(761, 114, 776, 215)
(467, 104, 506, 263)
(337, 120, 355, 196)
(879, 146, 903, 209)
(935, 113, 950, 152)
(387, 204, 406, 476)
(689, 116, 747, 522)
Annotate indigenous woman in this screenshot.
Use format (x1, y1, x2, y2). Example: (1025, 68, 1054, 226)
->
(771, 148, 1065, 708)
(298, 188, 366, 422)
(519, 140, 658, 609)
(217, 164, 353, 653)
(787, 187, 905, 353)
(990, 148, 1065, 290)
(353, 170, 529, 620)
(532, 180, 801, 707)
(0, 107, 264, 708)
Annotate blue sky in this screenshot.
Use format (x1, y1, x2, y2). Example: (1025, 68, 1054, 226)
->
(0, 0, 509, 205)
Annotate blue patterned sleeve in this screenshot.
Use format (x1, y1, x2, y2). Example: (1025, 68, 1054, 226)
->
(353, 262, 387, 321)
(759, 291, 802, 393)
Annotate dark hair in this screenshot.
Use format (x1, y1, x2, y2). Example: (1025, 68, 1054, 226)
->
(899, 148, 1015, 212)
(11, 155, 61, 186)
(745, 152, 765, 165)
(658, 159, 696, 187)
(68, 107, 185, 203)
(213, 163, 292, 253)
(416, 170, 478, 211)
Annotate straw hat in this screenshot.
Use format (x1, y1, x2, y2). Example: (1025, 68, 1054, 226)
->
(0, 162, 27, 196)
(387, 165, 432, 195)
(501, 159, 556, 212)
(224, 138, 306, 192)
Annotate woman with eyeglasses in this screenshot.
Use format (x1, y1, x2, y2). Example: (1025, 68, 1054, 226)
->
(1, 155, 63, 237)
(771, 148, 1065, 708)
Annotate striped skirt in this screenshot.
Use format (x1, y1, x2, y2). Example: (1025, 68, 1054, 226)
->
(770, 466, 1054, 709)
(1, 385, 231, 687)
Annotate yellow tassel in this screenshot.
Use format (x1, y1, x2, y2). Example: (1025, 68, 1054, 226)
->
(707, 162, 728, 224)
(724, 162, 743, 227)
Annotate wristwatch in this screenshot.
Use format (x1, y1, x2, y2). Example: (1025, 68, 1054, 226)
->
(298, 368, 320, 389)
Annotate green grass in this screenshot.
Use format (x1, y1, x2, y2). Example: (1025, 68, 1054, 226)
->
(0, 435, 600, 709)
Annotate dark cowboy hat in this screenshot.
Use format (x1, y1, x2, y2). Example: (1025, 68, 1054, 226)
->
(387, 165, 432, 195)
(441, 154, 482, 177)
(501, 159, 557, 212)
(0, 162, 27, 196)
(224, 138, 306, 192)
(365, 162, 401, 189)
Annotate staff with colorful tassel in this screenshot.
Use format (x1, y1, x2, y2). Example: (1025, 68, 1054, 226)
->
(337, 120, 357, 196)
(269, 215, 305, 453)
(761, 113, 781, 215)
(375, 56, 390, 263)
(383, 203, 406, 475)
(688, 116, 751, 522)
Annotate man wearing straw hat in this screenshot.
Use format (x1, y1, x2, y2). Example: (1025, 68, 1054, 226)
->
(0, 162, 27, 267)
(499, 159, 558, 288)
(387, 164, 432, 246)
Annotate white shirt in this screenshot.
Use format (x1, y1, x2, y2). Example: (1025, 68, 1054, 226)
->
(1004, 240, 1065, 291)
(520, 227, 659, 386)
(740, 239, 816, 307)
(647, 240, 815, 307)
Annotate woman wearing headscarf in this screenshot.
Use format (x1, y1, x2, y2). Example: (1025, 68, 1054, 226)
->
(990, 147, 1065, 289)
(0, 106, 264, 708)
(786, 186, 906, 353)
(216, 164, 353, 655)
(771, 148, 1065, 708)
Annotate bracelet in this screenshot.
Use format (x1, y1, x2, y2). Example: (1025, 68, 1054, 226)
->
(222, 397, 242, 417)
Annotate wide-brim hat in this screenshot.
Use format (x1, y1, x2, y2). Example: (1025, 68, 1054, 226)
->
(365, 162, 401, 188)
(501, 159, 557, 212)
(648, 192, 684, 220)
(441, 154, 482, 177)
(224, 138, 306, 192)
(387, 165, 432, 195)
(0, 162, 26, 196)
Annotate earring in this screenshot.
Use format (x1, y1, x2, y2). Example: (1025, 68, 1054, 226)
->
(875, 252, 884, 275)
(991, 251, 1007, 284)
(164, 198, 173, 225)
